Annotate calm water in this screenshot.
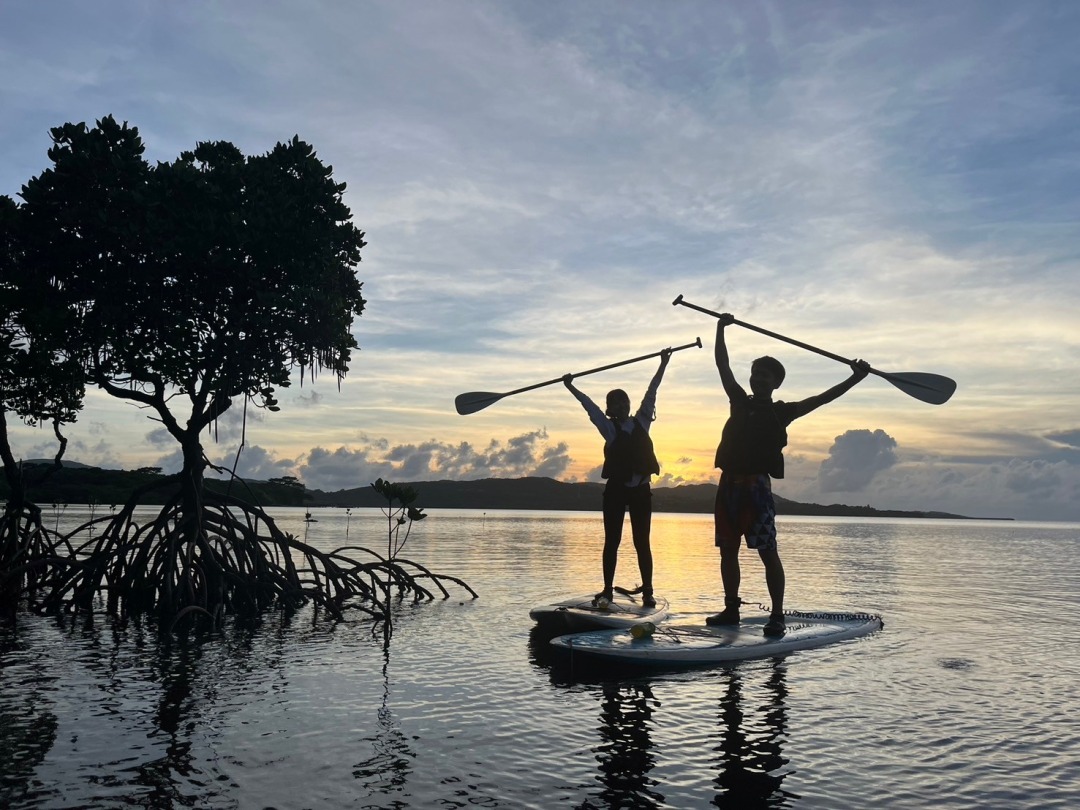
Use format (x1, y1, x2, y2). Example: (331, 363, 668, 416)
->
(1, 507, 1078, 809)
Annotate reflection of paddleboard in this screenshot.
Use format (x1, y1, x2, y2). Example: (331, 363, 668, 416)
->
(550, 610, 883, 666)
(530, 592, 671, 632)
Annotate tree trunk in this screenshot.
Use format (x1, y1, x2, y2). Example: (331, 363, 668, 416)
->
(0, 408, 26, 510)
(170, 432, 211, 616)
(0, 407, 44, 603)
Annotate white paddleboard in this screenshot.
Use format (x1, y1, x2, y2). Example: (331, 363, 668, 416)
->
(530, 592, 671, 632)
(550, 610, 883, 666)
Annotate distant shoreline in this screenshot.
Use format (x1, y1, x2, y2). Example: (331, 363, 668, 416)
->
(2, 464, 1008, 521)
(304, 476, 1011, 521)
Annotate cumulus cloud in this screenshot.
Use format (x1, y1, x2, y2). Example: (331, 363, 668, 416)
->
(63, 439, 122, 470)
(299, 429, 573, 491)
(146, 428, 173, 448)
(817, 429, 899, 492)
(860, 457, 1080, 521)
(211, 445, 299, 482)
(145, 402, 268, 450)
(151, 444, 299, 481)
(152, 449, 185, 475)
(186, 402, 267, 446)
(145, 428, 572, 489)
(1002, 458, 1063, 495)
(583, 463, 604, 483)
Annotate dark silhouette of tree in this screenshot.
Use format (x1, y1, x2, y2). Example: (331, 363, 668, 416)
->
(0, 193, 86, 606)
(9, 116, 473, 625)
(19, 116, 365, 469)
(268, 476, 305, 489)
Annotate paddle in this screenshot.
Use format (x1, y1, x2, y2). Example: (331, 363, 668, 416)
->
(455, 338, 703, 415)
(672, 295, 956, 405)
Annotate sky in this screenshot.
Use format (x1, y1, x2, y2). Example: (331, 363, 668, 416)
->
(2, 1, 1079, 521)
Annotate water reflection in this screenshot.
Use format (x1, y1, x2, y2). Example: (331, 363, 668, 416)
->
(0, 611, 319, 807)
(530, 624, 795, 808)
(579, 683, 664, 809)
(711, 661, 795, 808)
(526, 623, 563, 671)
(132, 630, 204, 806)
(0, 620, 59, 806)
(110, 615, 291, 805)
(351, 645, 415, 805)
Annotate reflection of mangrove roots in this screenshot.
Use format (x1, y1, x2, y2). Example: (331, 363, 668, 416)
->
(33, 488, 476, 626)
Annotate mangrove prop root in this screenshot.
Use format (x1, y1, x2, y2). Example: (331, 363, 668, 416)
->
(1, 501, 68, 606)
(20, 489, 475, 627)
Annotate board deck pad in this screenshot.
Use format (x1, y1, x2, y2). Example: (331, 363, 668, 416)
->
(530, 592, 671, 632)
(549, 610, 883, 665)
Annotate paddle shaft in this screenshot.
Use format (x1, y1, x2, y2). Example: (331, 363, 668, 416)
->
(669, 295, 855, 369)
(506, 337, 702, 398)
(456, 338, 703, 415)
(669, 295, 959, 397)
(674, 296, 957, 402)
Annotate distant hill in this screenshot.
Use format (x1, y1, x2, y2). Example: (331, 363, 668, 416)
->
(306, 476, 992, 520)
(21, 458, 95, 469)
(1, 465, 999, 520)
(2, 463, 309, 507)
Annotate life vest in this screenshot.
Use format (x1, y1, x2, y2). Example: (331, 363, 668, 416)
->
(602, 417, 660, 482)
(714, 397, 791, 479)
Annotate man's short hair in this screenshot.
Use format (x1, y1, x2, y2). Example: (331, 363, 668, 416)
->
(752, 356, 786, 386)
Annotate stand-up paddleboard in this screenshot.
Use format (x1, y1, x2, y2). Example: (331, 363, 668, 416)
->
(550, 610, 883, 666)
(530, 592, 671, 633)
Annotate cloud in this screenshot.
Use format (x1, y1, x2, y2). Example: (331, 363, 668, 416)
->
(142, 403, 270, 460)
(63, 439, 122, 470)
(147, 403, 269, 450)
(295, 390, 324, 408)
(1046, 429, 1080, 450)
(299, 429, 573, 491)
(210, 445, 299, 482)
(148, 448, 183, 475)
(866, 458, 1080, 521)
(210, 403, 266, 444)
(151, 444, 299, 482)
(146, 428, 173, 448)
(817, 429, 899, 492)
(1002, 458, 1063, 495)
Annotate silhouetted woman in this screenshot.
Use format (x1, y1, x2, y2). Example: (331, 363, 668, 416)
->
(563, 349, 670, 606)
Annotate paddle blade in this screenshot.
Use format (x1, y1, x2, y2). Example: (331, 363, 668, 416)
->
(883, 372, 957, 405)
(455, 391, 505, 415)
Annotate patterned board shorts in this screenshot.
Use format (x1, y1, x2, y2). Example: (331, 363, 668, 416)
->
(714, 473, 777, 551)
